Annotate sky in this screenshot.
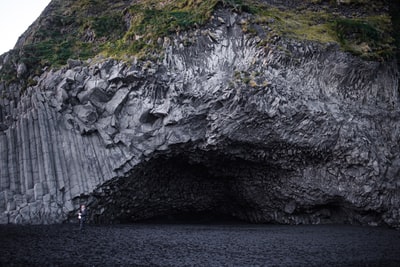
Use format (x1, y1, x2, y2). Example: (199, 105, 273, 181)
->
(0, 0, 51, 55)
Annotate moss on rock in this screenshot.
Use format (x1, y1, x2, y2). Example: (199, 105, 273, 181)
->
(0, 0, 396, 84)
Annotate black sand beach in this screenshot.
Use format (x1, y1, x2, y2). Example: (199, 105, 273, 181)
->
(1, 223, 399, 266)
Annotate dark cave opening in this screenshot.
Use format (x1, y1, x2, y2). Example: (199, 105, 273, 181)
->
(88, 151, 277, 224)
(82, 148, 377, 226)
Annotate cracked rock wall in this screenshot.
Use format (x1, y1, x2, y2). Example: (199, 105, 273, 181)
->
(0, 10, 399, 227)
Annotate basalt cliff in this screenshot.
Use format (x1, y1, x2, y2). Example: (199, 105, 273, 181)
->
(0, 0, 399, 228)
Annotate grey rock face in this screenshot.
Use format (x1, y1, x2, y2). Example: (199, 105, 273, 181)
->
(0, 10, 399, 228)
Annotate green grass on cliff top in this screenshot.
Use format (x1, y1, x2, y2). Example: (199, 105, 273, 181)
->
(102, 0, 223, 58)
(102, 0, 394, 60)
(0, 0, 395, 84)
(251, 5, 394, 60)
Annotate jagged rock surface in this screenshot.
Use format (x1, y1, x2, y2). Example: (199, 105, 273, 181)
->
(0, 10, 399, 228)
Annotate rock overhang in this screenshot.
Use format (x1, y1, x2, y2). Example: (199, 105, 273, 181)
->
(0, 7, 399, 228)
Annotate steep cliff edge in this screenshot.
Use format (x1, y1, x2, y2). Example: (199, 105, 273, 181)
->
(0, 0, 399, 228)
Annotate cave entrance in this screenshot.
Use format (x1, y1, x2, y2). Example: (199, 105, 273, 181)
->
(89, 150, 278, 224)
(82, 146, 374, 226)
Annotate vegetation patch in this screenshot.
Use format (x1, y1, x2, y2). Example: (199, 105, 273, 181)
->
(0, 0, 396, 85)
(248, 2, 394, 60)
(334, 15, 394, 59)
(252, 7, 336, 43)
(102, 0, 222, 58)
(91, 15, 126, 39)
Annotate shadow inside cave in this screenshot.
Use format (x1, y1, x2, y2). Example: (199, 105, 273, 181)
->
(73, 145, 386, 228)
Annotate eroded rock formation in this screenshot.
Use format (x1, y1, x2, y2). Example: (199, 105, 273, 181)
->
(0, 9, 399, 228)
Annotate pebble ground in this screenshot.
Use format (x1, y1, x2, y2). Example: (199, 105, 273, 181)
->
(1, 223, 399, 266)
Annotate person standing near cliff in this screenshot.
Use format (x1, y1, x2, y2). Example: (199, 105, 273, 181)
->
(78, 204, 87, 231)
